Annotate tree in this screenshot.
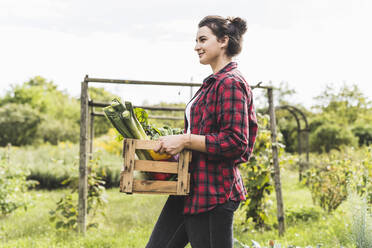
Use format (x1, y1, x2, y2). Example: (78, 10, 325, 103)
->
(310, 83, 372, 150)
(313, 83, 371, 125)
(0, 76, 80, 145)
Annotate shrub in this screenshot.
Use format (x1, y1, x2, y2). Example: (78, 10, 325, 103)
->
(285, 206, 321, 225)
(0, 103, 42, 146)
(310, 123, 357, 153)
(239, 114, 275, 229)
(49, 156, 107, 231)
(0, 158, 36, 215)
(304, 161, 350, 212)
(347, 193, 372, 248)
(27, 168, 71, 190)
(352, 124, 372, 147)
(37, 118, 79, 145)
(304, 147, 372, 212)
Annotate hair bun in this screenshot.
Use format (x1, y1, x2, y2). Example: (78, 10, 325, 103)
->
(227, 17, 247, 36)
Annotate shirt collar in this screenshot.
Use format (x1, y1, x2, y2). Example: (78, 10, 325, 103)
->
(202, 62, 237, 86)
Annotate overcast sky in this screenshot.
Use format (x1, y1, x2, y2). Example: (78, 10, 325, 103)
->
(1, 0, 371, 107)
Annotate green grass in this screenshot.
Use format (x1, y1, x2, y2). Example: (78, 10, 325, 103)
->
(0, 144, 361, 247)
(0, 189, 167, 248)
(0, 173, 354, 248)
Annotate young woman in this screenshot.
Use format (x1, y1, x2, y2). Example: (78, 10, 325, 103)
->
(146, 15, 258, 248)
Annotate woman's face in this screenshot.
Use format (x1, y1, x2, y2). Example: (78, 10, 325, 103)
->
(194, 26, 226, 65)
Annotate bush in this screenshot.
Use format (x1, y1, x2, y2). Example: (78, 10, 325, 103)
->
(49, 156, 107, 231)
(0, 103, 42, 146)
(0, 158, 36, 215)
(27, 168, 71, 190)
(277, 117, 297, 153)
(352, 124, 372, 147)
(37, 118, 79, 145)
(285, 206, 321, 225)
(304, 147, 372, 212)
(309, 116, 329, 133)
(347, 193, 372, 248)
(310, 123, 357, 153)
(304, 160, 350, 212)
(239, 114, 275, 229)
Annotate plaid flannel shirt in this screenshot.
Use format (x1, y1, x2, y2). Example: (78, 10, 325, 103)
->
(183, 62, 258, 215)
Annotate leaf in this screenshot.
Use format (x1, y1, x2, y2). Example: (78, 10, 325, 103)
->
(67, 219, 77, 226)
(56, 221, 63, 229)
(87, 223, 99, 229)
(61, 178, 71, 185)
(134, 107, 149, 126)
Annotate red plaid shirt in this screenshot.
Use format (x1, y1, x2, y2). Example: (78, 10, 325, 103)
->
(183, 62, 258, 215)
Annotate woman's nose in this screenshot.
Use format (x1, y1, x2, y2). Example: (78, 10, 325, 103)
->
(194, 42, 200, 51)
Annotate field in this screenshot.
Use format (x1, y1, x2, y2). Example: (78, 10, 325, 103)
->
(0, 144, 360, 248)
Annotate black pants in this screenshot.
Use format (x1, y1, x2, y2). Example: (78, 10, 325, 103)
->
(146, 196, 240, 248)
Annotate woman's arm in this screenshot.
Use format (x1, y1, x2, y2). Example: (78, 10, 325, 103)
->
(154, 134, 206, 155)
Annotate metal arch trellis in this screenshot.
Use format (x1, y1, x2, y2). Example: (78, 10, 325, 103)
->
(78, 76, 286, 236)
(276, 105, 310, 181)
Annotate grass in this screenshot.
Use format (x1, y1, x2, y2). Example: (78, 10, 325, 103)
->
(0, 144, 362, 247)
(0, 172, 354, 248)
(0, 189, 167, 248)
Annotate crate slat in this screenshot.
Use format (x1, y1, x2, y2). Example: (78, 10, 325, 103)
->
(131, 191, 176, 195)
(121, 139, 135, 193)
(134, 139, 162, 150)
(133, 180, 177, 193)
(177, 150, 191, 195)
(187, 173, 190, 193)
(134, 160, 178, 174)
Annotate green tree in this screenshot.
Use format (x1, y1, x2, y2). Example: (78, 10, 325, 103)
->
(0, 76, 80, 145)
(309, 83, 372, 151)
(313, 83, 371, 125)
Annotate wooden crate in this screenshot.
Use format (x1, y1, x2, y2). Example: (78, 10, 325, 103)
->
(120, 138, 191, 195)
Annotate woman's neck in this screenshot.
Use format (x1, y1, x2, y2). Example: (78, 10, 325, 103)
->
(210, 55, 232, 74)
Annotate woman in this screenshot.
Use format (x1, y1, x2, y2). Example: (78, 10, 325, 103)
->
(146, 15, 258, 248)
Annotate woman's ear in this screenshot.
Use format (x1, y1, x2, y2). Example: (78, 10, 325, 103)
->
(220, 35, 229, 49)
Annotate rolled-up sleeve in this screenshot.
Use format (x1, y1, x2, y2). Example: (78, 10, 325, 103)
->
(205, 76, 250, 159)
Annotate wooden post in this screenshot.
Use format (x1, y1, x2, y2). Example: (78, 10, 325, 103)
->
(89, 104, 94, 161)
(78, 79, 89, 234)
(268, 88, 285, 236)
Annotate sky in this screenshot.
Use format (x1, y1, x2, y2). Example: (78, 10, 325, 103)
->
(1, 0, 371, 108)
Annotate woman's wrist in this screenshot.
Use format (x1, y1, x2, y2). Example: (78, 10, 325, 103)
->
(183, 133, 192, 149)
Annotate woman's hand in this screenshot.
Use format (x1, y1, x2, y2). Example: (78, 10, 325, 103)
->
(154, 134, 188, 155)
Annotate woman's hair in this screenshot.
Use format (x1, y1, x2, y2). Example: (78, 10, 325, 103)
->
(198, 15, 247, 57)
